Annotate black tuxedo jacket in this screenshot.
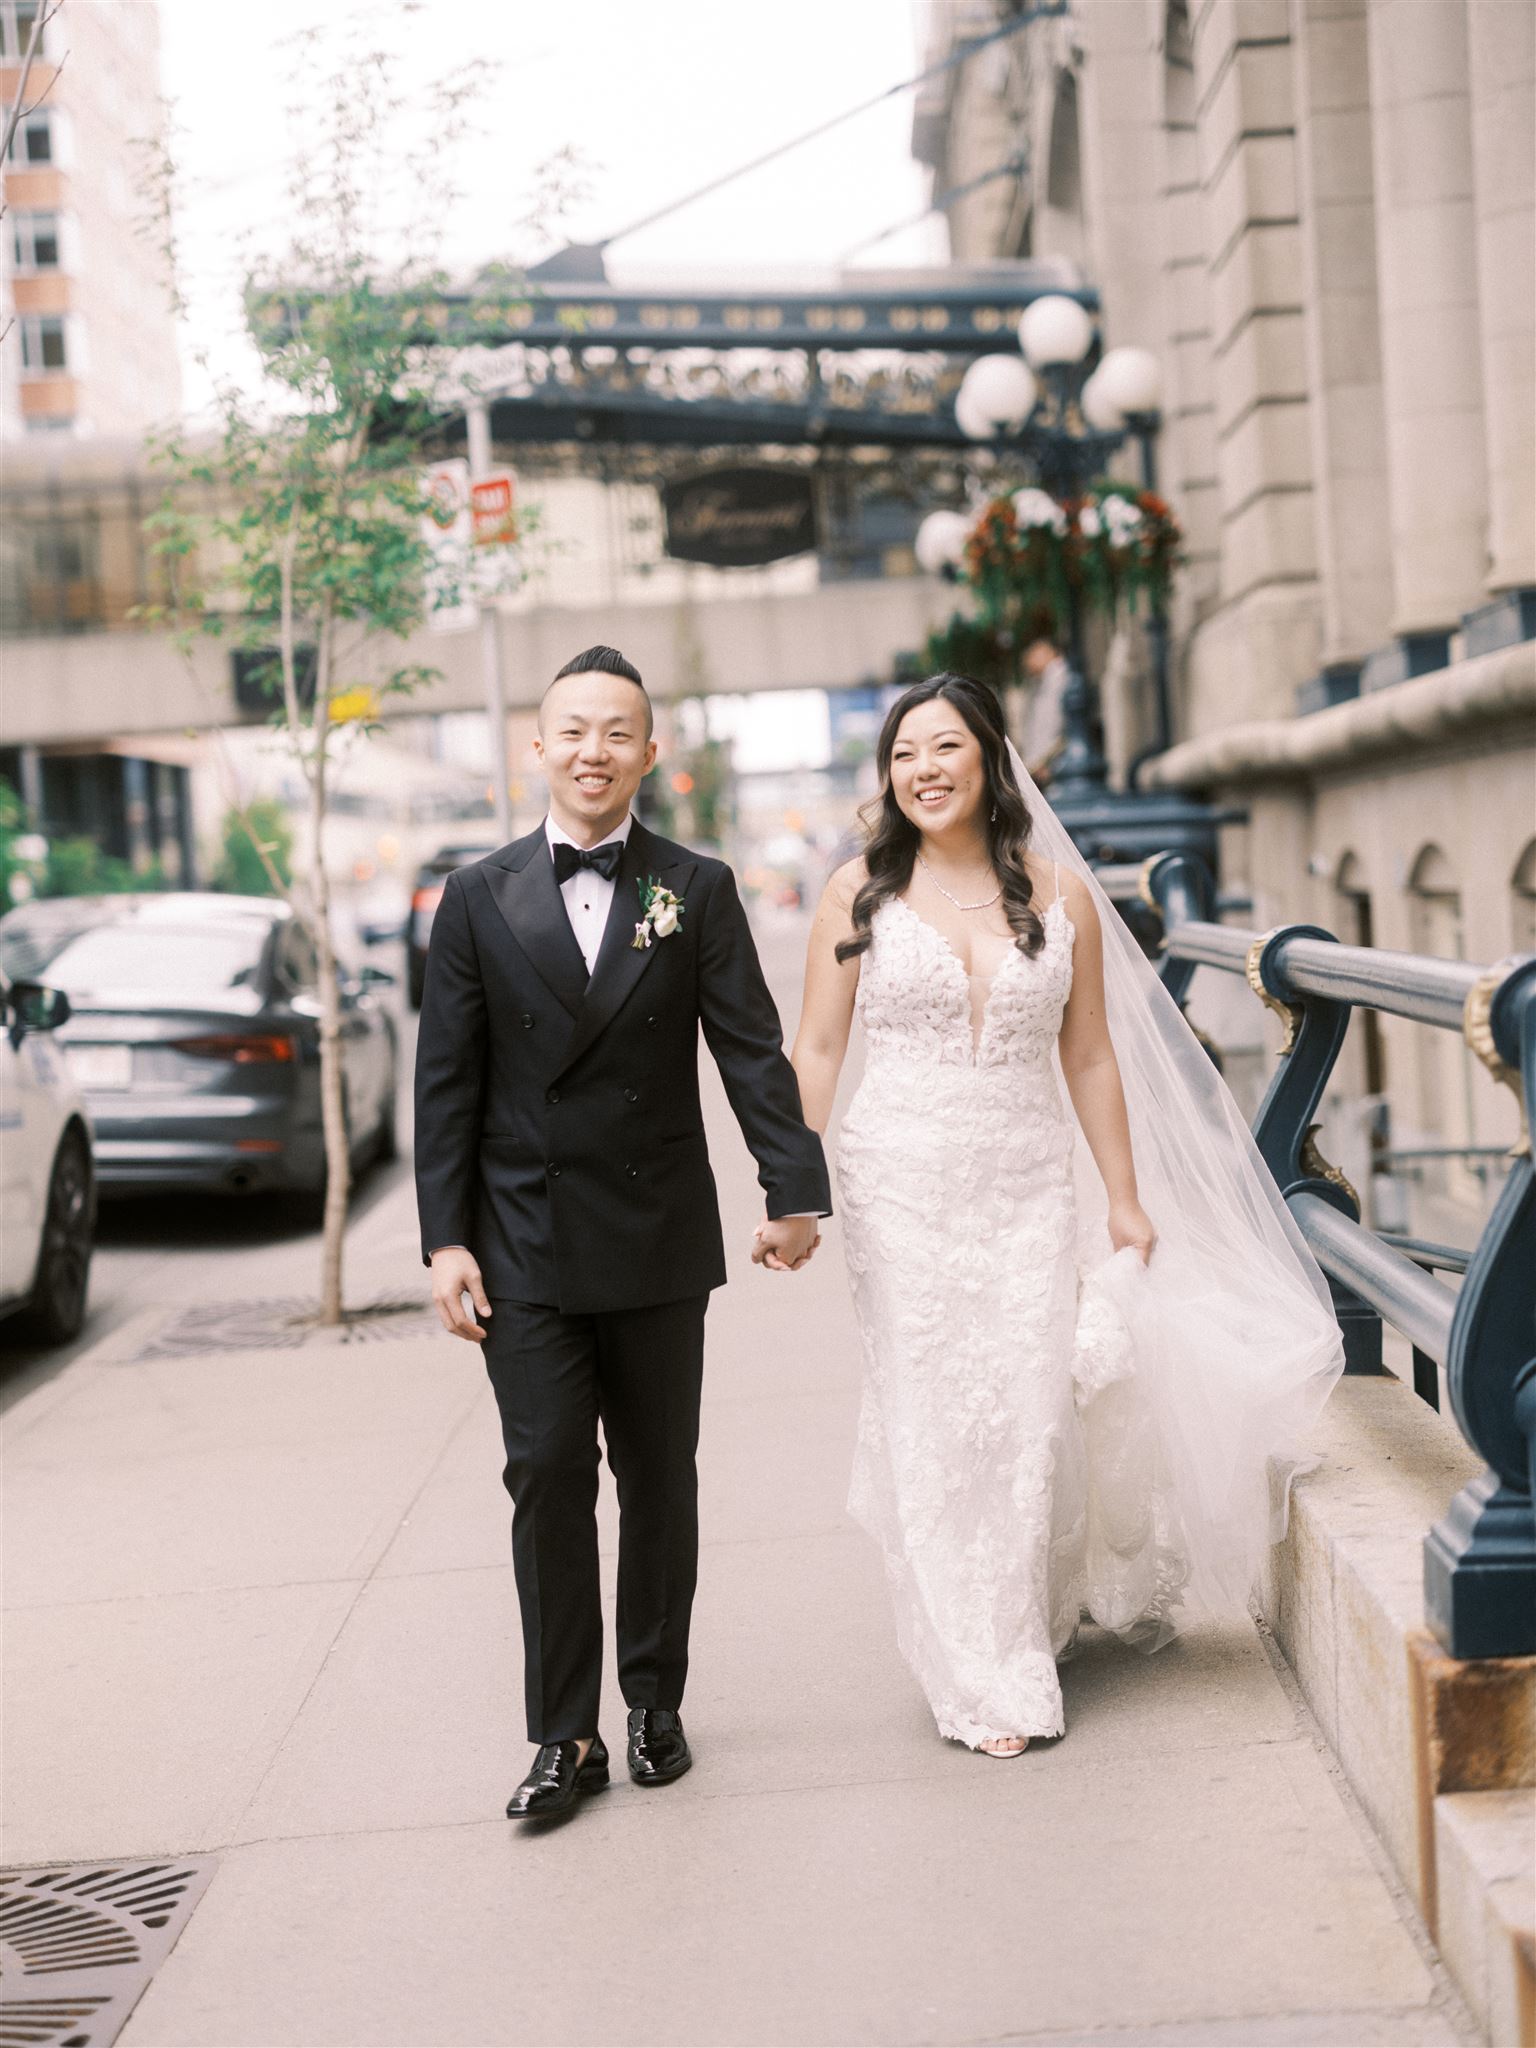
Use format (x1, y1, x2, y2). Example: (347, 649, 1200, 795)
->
(413, 818, 832, 1314)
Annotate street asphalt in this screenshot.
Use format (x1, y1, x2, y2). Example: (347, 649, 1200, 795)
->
(1, 916, 1478, 2046)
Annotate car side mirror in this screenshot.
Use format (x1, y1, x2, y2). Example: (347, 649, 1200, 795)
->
(7, 981, 70, 1046)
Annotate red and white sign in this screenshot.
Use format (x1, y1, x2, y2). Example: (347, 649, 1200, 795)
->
(470, 473, 517, 548)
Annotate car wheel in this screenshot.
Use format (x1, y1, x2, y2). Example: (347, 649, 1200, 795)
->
(19, 1126, 94, 1346)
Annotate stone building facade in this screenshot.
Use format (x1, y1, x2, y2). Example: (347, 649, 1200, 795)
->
(914, 0, 1534, 1237)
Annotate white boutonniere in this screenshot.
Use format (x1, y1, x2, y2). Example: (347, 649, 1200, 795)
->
(632, 875, 685, 950)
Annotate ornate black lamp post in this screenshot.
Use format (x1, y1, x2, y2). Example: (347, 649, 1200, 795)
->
(916, 297, 1226, 874)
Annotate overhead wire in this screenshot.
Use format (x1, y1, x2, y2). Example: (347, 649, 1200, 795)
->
(594, 2, 1066, 253)
(838, 151, 1029, 264)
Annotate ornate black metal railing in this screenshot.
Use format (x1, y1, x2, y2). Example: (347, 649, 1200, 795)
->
(1109, 851, 1536, 1661)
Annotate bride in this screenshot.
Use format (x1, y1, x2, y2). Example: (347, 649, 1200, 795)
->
(786, 672, 1344, 1757)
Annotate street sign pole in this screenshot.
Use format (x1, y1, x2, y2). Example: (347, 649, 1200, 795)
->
(466, 397, 513, 845)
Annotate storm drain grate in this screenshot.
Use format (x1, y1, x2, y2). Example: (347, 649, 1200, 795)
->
(112, 1291, 439, 1363)
(0, 1859, 217, 2048)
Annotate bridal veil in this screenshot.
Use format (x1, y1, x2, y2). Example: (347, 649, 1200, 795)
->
(1004, 739, 1346, 1648)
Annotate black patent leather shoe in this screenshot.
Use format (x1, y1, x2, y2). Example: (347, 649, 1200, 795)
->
(505, 1734, 609, 1819)
(626, 1707, 692, 1785)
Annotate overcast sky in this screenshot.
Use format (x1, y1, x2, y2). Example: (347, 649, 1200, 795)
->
(154, 0, 947, 412)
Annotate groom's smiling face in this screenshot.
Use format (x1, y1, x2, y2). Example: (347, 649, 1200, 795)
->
(534, 673, 658, 845)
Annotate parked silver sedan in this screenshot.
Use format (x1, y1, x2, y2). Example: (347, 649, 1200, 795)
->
(0, 893, 397, 1206)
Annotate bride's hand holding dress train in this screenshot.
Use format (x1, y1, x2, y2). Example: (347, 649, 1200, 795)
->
(790, 674, 1344, 1759)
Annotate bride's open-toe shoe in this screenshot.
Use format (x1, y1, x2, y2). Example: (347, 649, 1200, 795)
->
(977, 1736, 1030, 1758)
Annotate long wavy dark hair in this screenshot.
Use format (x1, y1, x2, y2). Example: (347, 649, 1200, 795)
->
(835, 672, 1044, 964)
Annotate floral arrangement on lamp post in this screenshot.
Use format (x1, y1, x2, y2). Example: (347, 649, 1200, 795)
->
(1073, 483, 1182, 624)
(917, 301, 1224, 877)
(916, 302, 1194, 800)
(923, 480, 1181, 678)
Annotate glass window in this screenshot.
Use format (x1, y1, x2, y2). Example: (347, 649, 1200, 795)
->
(8, 109, 54, 163)
(275, 919, 318, 992)
(20, 314, 67, 371)
(43, 923, 270, 1000)
(0, 2, 47, 59)
(12, 211, 61, 270)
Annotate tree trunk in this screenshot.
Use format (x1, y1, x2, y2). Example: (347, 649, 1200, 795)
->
(311, 608, 350, 1326)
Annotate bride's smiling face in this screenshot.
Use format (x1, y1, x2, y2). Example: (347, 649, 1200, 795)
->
(888, 697, 988, 838)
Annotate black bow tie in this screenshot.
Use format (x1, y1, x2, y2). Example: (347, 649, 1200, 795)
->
(552, 840, 623, 885)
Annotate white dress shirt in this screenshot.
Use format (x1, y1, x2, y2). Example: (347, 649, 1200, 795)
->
(545, 810, 633, 972)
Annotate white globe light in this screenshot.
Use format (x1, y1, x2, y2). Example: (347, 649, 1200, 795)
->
(954, 385, 996, 442)
(1080, 366, 1124, 432)
(1017, 293, 1096, 369)
(955, 352, 1038, 439)
(1093, 345, 1163, 419)
(915, 509, 973, 575)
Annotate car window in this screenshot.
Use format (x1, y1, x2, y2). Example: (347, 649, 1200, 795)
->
(43, 924, 268, 997)
(274, 919, 319, 993)
(0, 907, 108, 982)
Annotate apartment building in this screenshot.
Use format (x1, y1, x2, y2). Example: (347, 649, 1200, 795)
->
(2, 0, 179, 439)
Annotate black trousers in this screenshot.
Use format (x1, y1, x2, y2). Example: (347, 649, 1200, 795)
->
(481, 1292, 709, 1744)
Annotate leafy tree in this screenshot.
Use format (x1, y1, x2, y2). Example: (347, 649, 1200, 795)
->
(143, 19, 516, 1324)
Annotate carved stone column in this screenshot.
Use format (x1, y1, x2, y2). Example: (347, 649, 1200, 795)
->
(1362, 0, 1488, 685)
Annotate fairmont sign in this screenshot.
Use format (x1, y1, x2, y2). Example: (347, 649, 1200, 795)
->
(662, 467, 817, 568)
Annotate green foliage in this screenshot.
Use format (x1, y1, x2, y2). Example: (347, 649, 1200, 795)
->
(212, 801, 293, 896)
(42, 841, 164, 897)
(644, 710, 732, 848)
(0, 781, 171, 903)
(140, 23, 522, 762)
(922, 611, 1018, 690)
(0, 779, 27, 911)
(683, 736, 732, 846)
(1075, 484, 1183, 621)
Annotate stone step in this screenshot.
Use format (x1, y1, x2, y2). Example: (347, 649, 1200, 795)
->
(1433, 1788, 1536, 2048)
(1258, 1374, 1536, 2044)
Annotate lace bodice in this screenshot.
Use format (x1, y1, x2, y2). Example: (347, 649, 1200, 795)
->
(855, 890, 1074, 1072)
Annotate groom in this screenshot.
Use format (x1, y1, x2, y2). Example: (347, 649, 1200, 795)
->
(415, 645, 830, 1820)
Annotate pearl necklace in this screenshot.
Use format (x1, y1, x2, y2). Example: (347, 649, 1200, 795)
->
(916, 852, 1002, 912)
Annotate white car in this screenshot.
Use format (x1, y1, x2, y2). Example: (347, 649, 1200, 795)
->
(0, 970, 95, 1344)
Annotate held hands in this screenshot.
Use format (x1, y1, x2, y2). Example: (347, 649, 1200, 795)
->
(430, 1247, 493, 1341)
(751, 1214, 821, 1273)
(1108, 1199, 1157, 1265)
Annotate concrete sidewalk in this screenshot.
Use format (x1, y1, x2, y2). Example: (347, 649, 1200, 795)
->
(2, 925, 1478, 2047)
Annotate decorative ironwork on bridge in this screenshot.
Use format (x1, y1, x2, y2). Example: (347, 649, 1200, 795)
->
(251, 265, 1096, 469)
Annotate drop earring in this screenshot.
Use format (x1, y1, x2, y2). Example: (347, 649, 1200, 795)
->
(990, 805, 997, 822)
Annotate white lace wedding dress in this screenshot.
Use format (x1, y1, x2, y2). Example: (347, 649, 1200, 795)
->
(837, 882, 1166, 1747)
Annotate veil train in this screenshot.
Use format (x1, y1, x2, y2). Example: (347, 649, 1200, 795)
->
(1004, 739, 1346, 1647)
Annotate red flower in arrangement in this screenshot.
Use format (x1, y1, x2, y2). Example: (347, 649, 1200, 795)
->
(941, 480, 1182, 652)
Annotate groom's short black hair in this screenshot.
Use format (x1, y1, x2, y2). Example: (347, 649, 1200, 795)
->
(545, 645, 653, 738)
